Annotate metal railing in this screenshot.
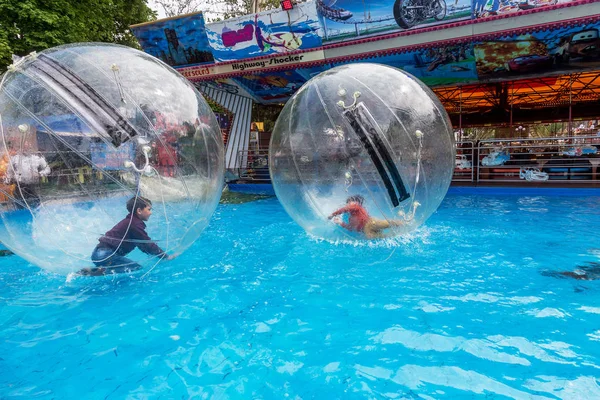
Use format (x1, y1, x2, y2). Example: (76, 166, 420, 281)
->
(236, 149, 270, 182)
(232, 135, 600, 185)
(454, 141, 475, 182)
(455, 135, 600, 184)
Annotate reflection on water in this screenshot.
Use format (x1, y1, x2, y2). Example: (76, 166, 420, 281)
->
(542, 262, 600, 281)
(1, 194, 600, 398)
(219, 189, 272, 204)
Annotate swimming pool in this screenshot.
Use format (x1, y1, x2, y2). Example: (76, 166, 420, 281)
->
(2, 192, 600, 398)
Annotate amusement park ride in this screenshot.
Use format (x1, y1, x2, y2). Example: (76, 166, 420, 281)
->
(131, 0, 600, 188)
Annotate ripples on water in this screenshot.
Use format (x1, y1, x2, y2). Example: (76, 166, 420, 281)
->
(1, 195, 600, 398)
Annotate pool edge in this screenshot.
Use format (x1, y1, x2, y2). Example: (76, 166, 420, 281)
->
(227, 183, 600, 197)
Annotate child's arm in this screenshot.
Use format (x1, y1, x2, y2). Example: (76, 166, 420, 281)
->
(131, 225, 167, 257)
(328, 205, 351, 219)
(329, 215, 351, 230)
(337, 221, 351, 230)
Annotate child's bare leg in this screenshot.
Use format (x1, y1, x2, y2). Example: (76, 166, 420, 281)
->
(370, 219, 391, 230)
(364, 218, 405, 239)
(364, 219, 390, 239)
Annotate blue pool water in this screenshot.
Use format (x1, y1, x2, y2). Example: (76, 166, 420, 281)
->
(2, 193, 600, 399)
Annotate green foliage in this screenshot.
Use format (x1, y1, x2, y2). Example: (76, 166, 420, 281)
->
(0, 28, 11, 71)
(208, 0, 286, 22)
(205, 96, 228, 114)
(0, 0, 156, 73)
(147, 0, 288, 23)
(461, 127, 497, 141)
(530, 122, 569, 138)
(461, 122, 572, 141)
(252, 103, 282, 132)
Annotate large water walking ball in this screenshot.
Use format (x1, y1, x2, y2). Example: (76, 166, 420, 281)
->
(0, 43, 224, 274)
(269, 64, 455, 240)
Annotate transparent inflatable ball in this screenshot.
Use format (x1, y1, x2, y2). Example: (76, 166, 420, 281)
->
(0, 43, 224, 274)
(269, 64, 455, 241)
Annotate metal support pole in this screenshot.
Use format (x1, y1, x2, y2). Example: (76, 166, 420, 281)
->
(459, 87, 463, 142)
(509, 82, 514, 137)
(569, 75, 573, 137)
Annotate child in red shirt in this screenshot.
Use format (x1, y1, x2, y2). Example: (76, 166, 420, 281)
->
(328, 195, 403, 239)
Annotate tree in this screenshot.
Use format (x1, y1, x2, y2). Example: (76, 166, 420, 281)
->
(0, 26, 10, 71)
(0, 0, 156, 73)
(153, 0, 205, 17)
(462, 126, 496, 141)
(252, 102, 282, 133)
(151, 0, 283, 22)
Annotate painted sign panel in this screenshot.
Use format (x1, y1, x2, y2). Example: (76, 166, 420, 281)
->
(179, 21, 600, 102)
(475, 21, 600, 79)
(232, 70, 310, 103)
(216, 65, 330, 103)
(333, 43, 477, 86)
(295, 65, 332, 81)
(131, 12, 214, 67)
(317, 0, 471, 43)
(205, 2, 322, 62)
(472, 0, 574, 19)
(194, 78, 255, 99)
(178, 49, 326, 79)
(195, 79, 244, 96)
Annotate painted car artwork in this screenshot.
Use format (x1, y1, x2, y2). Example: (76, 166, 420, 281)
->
(505, 54, 554, 73)
(564, 29, 600, 60)
(475, 21, 600, 78)
(131, 12, 214, 67)
(205, 2, 322, 62)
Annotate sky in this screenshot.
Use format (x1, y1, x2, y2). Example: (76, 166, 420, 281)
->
(147, 0, 227, 21)
(147, 0, 167, 19)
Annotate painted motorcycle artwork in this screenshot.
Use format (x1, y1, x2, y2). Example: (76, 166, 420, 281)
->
(393, 0, 448, 29)
(317, 0, 471, 43)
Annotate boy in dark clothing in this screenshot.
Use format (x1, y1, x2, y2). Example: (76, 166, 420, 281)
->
(79, 196, 173, 276)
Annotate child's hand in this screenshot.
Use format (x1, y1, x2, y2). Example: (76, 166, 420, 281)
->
(165, 253, 179, 261)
